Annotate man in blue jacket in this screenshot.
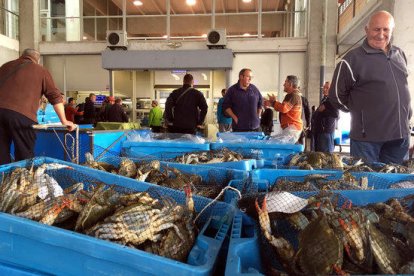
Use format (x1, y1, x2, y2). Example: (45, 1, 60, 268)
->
(222, 68, 263, 132)
(329, 11, 411, 164)
(217, 88, 232, 132)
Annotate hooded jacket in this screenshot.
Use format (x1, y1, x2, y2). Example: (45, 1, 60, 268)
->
(329, 39, 411, 142)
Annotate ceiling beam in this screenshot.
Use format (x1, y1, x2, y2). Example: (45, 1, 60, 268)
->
(169, 0, 176, 15)
(201, 0, 207, 14)
(236, 0, 239, 13)
(221, 0, 226, 13)
(150, 0, 164, 14)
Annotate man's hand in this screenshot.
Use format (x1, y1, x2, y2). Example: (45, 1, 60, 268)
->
(63, 120, 77, 131)
(196, 125, 205, 129)
(317, 104, 326, 112)
(233, 116, 238, 125)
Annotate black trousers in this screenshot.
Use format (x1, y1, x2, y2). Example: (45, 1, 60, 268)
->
(0, 108, 36, 165)
(151, 126, 162, 133)
(167, 125, 196, 135)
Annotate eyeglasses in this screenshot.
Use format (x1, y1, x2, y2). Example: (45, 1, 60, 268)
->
(242, 75, 253, 79)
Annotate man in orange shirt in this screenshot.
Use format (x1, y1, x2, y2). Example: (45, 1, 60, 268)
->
(269, 75, 303, 141)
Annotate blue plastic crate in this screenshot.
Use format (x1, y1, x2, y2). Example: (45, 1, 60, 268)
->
(122, 140, 210, 159)
(97, 157, 249, 188)
(250, 169, 414, 190)
(210, 142, 303, 165)
(225, 212, 263, 276)
(0, 261, 48, 276)
(0, 157, 236, 276)
(225, 189, 414, 275)
(200, 159, 261, 172)
(217, 132, 266, 140)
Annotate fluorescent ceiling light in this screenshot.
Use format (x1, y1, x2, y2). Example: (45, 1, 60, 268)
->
(201, 33, 207, 38)
(242, 0, 252, 3)
(186, 0, 196, 6)
(171, 74, 180, 81)
(82, 36, 87, 40)
(133, 1, 143, 6)
(243, 33, 251, 36)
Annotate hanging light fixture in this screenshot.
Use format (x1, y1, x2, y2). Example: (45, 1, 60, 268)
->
(133, 0, 143, 6)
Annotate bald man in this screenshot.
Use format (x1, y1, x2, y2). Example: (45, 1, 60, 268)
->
(0, 48, 75, 164)
(329, 11, 411, 164)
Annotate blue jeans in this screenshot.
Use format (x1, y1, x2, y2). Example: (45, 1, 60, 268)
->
(315, 132, 335, 153)
(350, 137, 409, 164)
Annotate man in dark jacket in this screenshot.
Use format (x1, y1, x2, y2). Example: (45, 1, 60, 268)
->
(165, 73, 208, 135)
(260, 100, 274, 136)
(329, 11, 411, 164)
(107, 98, 129, 123)
(297, 93, 310, 145)
(82, 93, 97, 124)
(313, 81, 339, 152)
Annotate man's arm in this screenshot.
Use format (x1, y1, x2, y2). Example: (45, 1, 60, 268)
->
(198, 94, 208, 125)
(329, 59, 356, 112)
(225, 108, 238, 124)
(164, 94, 175, 122)
(257, 91, 263, 117)
(53, 103, 76, 131)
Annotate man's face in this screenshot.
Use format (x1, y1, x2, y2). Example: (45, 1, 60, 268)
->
(239, 70, 252, 87)
(283, 79, 292, 93)
(91, 95, 96, 102)
(323, 82, 330, 96)
(365, 13, 394, 52)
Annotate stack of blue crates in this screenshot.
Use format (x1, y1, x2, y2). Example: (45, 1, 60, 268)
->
(0, 157, 237, 275)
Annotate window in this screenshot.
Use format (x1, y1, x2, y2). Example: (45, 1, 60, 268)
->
(40, 0, 308, 42)
(1, 0, 19, 39)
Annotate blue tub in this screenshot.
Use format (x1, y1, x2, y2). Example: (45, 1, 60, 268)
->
(210, 142, 303, 165)
(225, 189, 414, 275)
(122, 141, 210, 159)
(0, 157, 236, 276)
(217, 132, 266, 140)
(250, 169, 414, 191)
(34, 129, 128, 163)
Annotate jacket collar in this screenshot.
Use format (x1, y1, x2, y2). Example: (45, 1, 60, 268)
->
(361, 38, 396, 54)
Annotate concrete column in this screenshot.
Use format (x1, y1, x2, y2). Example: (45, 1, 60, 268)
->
(19, 0, 40, 52)
(393, 0, 414, 119)
(306, 0, 337, 107)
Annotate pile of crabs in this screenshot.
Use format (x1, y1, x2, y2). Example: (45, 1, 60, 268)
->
(254, 191, 414, 275)
(288, 152, 414, 173)
(83, 153, 224, 199)
(0, 163, 196, 262)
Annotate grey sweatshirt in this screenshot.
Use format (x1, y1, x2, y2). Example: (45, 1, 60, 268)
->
(329, 39, 411, 142)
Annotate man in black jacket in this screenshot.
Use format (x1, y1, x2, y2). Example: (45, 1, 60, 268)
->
(313, 81, 339, 152)
(165, 74, 208, 135)
(329, 11, 411, 164)
(107, 98, 129, 123)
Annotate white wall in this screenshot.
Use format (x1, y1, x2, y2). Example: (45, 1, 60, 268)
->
(0, 34, 19, 66)
(43, 55, 109, 93)
(393, 0, 414, 121)
(114, 71, 133, 97)
(231, 52, 306, 100)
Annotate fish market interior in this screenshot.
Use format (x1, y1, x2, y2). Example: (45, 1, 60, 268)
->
(1, 0, 414, 275)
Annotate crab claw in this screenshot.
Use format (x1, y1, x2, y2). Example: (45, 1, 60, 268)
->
(184, 184, 194, 213)
(255, 198, 271, 234)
